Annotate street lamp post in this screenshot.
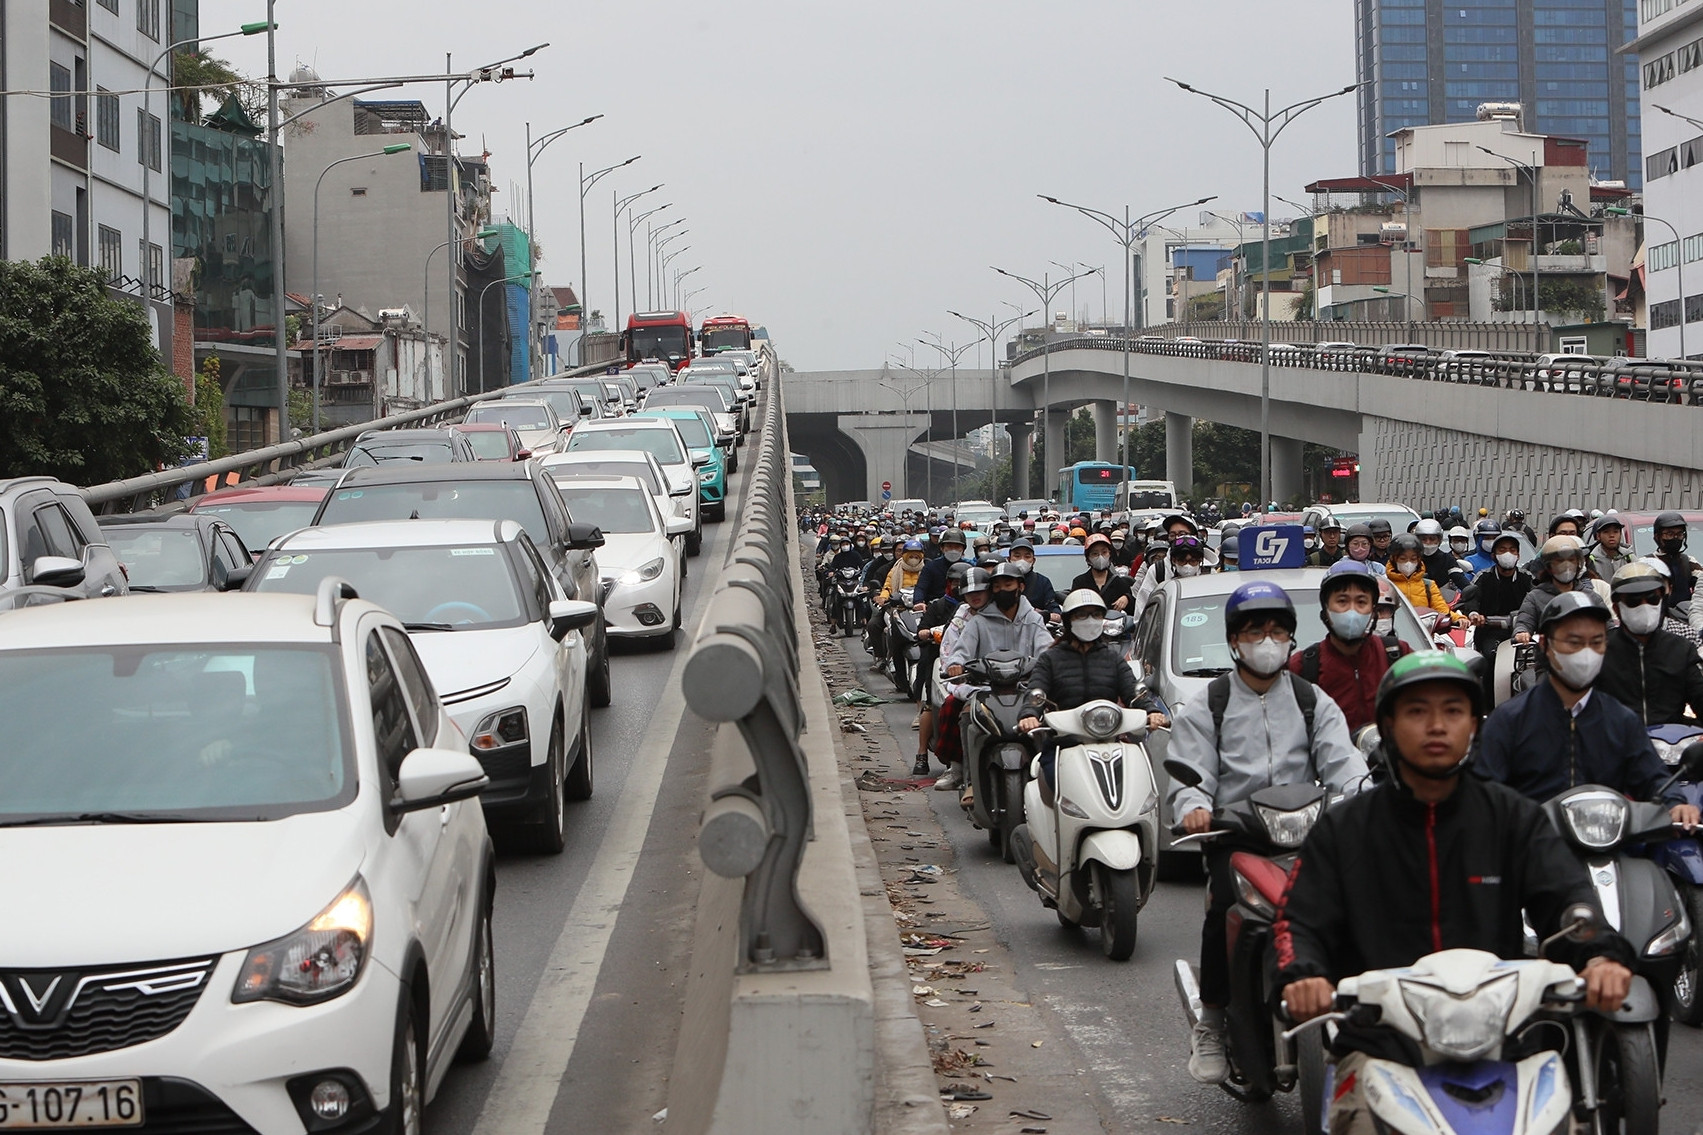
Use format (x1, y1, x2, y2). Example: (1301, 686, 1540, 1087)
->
(477, 271, 537, 392)
(647, 218, 685, 308)
(993, 265, 1102, 492)
(578, 156, 640, 335)
(626, 202, 669, 314)
(949, 307, 1034, 488)
(612, 183, 662, 328)
(423, 227, 497, 398)
(312, 144, 411, 432)
(877, 379, 926, 499)
(1608, 206, 1685, 359)
(673, 265, 701, 309)
(523, 116, 600, 377)
(921, 335, 974, 488)
(1038, 195, 1217, 479)
(1206, 211, 1250, 319)
(1478, 147, 1541, 351)
(1167, 76, 1361, 507)
(660, 244, 691, 300)
(889, 357, 943, 503)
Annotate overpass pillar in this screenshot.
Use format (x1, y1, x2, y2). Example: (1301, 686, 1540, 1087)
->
(1007, 421, 1033, 499)
(1092, 401, 1118, 463)
(1272, 435, 1305, 505)
(1043, 413, 1067, 494)
(1165, 412, 1193, 492)
(837, 413, 930, 504)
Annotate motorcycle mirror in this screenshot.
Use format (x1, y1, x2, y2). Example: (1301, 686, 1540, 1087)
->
(1539, 902, 1603, 956)
(1353, 724, 1382, 757)
(1164, 757, 1204, 789)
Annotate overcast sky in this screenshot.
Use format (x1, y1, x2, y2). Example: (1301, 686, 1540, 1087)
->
(206, 0, 1356, 371)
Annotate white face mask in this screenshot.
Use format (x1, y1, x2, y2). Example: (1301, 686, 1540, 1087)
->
(942, 548, 963, 563)
(1496, 551, 1520, 570)
(1374, 616, 1394, 637)
(1618, 601, 1663, 635)
(901, 555, 923, 570)
(1069, 616, 1105, 642)
(1395, 560, 1420, 576)
(1089, 554, 1111, 571)
(1327, 608, 1373, 641)
(1551, 564, 1578, 584)
(1547, 644, 1604, 689)
(1172, 563, 1201, 578)
(1234, 636, 1291, 677)
(1451, 541, 1470, 555)
(1420, 540, 1442, 554)
(1010, 558, 1033, 575)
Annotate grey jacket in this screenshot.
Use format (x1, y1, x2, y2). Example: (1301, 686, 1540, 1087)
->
(1166, 670, 1368, 819)
(944, 597, 1052, 671)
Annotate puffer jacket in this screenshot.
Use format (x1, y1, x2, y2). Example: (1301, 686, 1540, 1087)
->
(1597, 624, 1703, 725)
(1385, 564, 1453, 620)
(1513, 578, 1610, 637)
(1025, 639, 1146, 713)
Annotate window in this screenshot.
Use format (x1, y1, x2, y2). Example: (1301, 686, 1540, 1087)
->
(230, 405, 268, 451)
(50, 212, 74, 259)
(136, 109, 161, 170)
(49, 64, 72, 131)
(366, 632, 417, 779)
(1646, 52, 1677, 88)
(137, 0, 160, 39)
(139, 241, 163, 290)
(97, 225, 122, 278)
(97, 0, 118, 10)
(350, 186, 367, 197)
(1652, 298, 1682, 329)
(1684, 234, 1703, 263)
(95, 89, 119, 150)
(1647, 146, 1679, 180)
(379, 627, 439, 747)
(1687, 294, 1703, 325)
(33, 504, 86, 562)
(1651, 240, 1681, 271)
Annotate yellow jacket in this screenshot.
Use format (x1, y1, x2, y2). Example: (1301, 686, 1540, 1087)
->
(1386, 564, 1453, 619)
(879, 562, 923, 605)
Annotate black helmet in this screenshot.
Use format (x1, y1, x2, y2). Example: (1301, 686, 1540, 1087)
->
(991, 562, 1027, 582)
(1547, 513, 1579, 536)
(1538, 589, 1611, 636)
(1654, 511, 1688, 550)
(1366, 518, 1393, 537)
(960, 568, 992, 595)
(938, 527, 967, 547)
(1387, 532, 1423, 562)
(1344, 522, 1374, 544)
(946, 561, 973, 586)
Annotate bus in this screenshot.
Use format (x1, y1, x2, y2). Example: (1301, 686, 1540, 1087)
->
(1057, 462, 1136, 513)
(699, 315, 753, 355)
(622, 311, 694, 372)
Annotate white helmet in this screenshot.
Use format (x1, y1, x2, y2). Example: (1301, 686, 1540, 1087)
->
(1447, 525, 1471, 541)
(1061, 588, 1108, 616)
(1414, 518, 1445, 539)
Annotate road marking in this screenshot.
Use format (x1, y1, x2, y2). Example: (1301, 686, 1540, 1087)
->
(471, 550, 718, 1133)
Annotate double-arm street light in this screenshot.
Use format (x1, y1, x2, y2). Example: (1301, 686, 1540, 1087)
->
(992, 265, 1101, 487)
(673, 265, 702, 309)
(652, 225, 688, 307)
(920, 334, 975, 478)
(613, 184, 663, 327)
(887, 356, 944, 503)
(660, 244, 692, 301)
(579, 156, 641, 332)
(1166, 76, 1360, 507)
(626, 202, 670, 314)
(647, 218, 686, 308)
(312, 144, 412, 432)
(1038, 194, 1216, 478)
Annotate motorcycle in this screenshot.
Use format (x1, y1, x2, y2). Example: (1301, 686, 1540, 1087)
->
(1492, 621, 1542, 706)
(957, 649, 1038, 863)
(1009, 700, 1159, 961)
(885, 589, 922, 694)
(1644, 726, 1703, 1028)
(1100, 608, 1137, 663)
(831, 566, 869, 637)
(1167, 758, 1333, 1122)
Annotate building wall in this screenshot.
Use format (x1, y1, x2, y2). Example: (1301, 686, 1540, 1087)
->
(1634, 2, 1703, 360)
(4, 1, 56, 261)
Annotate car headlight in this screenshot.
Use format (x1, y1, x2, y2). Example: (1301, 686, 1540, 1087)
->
(1398, 971, 1517, 1061)
(1561, 791, 1629, 850)
(1253, 798, 1324, 849)
(233, 878, 372, 1005)
(619, 558, 666, 586)
(698, 468, 716, 482)
(472, 706, 528, 751)
(1082, 705, 1123, 739)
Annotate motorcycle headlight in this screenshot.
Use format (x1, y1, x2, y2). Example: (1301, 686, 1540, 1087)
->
(1646, 901, 1693, 959)
(1253, 798, 1324, 849)
(1651, 739, 1680, 767)
(1082, 705, 1124, 739)
(620, 558, 667, 586)
(1398, 971, 1517, 1062)
(1560, 792, 1629, 850)
(1057, 795, 1091, 820)
(233, 878, 372, 1005)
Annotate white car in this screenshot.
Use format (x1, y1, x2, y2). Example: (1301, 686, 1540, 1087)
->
(537, 450, 691, 571)
(550, 477, 685, 647)
(463, 399, 568, 455)
(0, 585, 510, 1130)
(250, 518, 600, 854)
(565, 419, 705, 557)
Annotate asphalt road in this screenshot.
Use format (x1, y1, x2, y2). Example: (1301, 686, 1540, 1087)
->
(835, 621, 1703, 1134)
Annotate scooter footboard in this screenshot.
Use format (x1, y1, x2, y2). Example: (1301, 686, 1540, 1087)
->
(1357, 1051, 1569, 1135)
(1079, 829, 1144, 873)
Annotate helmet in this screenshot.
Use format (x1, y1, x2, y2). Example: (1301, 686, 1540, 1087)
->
(1374, 652, 1484, 721)
(1319, 516, 1345, 533)
(1366, 518, 1393, 538)
(1654, 511, 1689, 548)
(1163, 512, 1200, 535)
(1344, 523, 1374, 545)
(869, 536, 885, 549)
(1388, 533, 1424, 563)
(960, 568, 992, 595)
(1590, 514, 1626, 538)
(1538, 589, 1611, 636)
(1070, 526, 1088, 539)
(1473, 518, 1501, 545)
(1224, 579, 1297, 638)
(1008, 538, 1034, 553)
(1084, 532, 1112, 553)
(1414, 518, 1445, 539)
(1547, 514, 1579, 536)
(1447, 526, 1472, 549)
(1539, 534, 1584, 560)
(991, 562, 1028, 582)
(1375, 576, 1398, 609)
(1169, 534, 1206, 559)
(1640, 555, 1673, 579)
(1220, 535, 1240, 558)
(902, 538, 924, 553)
(1609, 560, 1666, 597)
(1061, 589, 1108, 616)
(946, 561, 974, 586)
(939, 527, 967, 547)
(1320, 559, 1380, 604)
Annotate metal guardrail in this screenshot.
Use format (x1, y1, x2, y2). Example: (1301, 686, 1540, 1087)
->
(1010, 334, 1703, 406)
(684, 374, 826, 972)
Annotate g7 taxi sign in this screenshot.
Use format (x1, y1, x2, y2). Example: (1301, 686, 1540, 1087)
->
(1242, 524, 1308, 569)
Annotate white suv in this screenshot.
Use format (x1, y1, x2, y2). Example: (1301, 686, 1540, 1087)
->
(0, 583, 510, 1131)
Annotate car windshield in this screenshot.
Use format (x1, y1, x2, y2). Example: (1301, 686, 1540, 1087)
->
(1169, 585, 1428, 676)
(105, 528, 207, 590)
(1030, 552, 1084, 592)
(253, 544, 526, 630)
(0, 645, 351, 823)
(463, 431, 514, 460)
(661, 414, 712, 447)
(345, 440, 455, 467)
(1326, 508, 1418, 533)
(318, 482, 549, 547)
(1125, 491, 1174, 510)
(958, 507, 1004, 527)
(467, 404, 551, 431)
(552, 486, 655, 535)
(567, 427, 684, 465)
(193, 499, 323, 551)
(649, 388, 728, 412)
(1631, 520, 1703, 556)
(535, 391, 582, 422)
(547, 459, 663, 494)
(629, 325, 690, 359)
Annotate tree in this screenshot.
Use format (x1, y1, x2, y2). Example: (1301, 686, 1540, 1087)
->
(0, 257, 194, 483)
(171, 50, 247, 123)
(192, 356, 229, 459)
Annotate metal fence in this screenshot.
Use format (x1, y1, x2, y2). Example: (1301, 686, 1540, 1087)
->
(684, 374, 826, 972)
(1150, 319, 1550, 353)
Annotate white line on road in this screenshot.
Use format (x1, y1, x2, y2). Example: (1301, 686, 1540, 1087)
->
(471, 591, 712, 1133)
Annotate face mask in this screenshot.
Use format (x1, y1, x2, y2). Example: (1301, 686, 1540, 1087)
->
(992, 589, 1020, 612)
(1451, 541, 1470, 555)
(1395, 560, 1420, 576)
(1420, 540, 1441, 554)
(1234, 636, 1290, 677)
(855, 540, 866, 548)
(1305, 538, 1320, 551)
(1374, 616, 1394, 637)
(1496, 552, 1520, 570)
(1111, 538, 1125, 549)
(1172, 563, 1201, 578)
(1349, 545, 1371, 561)
(1327, 608, 1374, 642)
(1659, 537, 1686, 556)
(942, 548, 963, 563)
(1089, 554, 1111, 571)
(1618, 601, 1663, 635)
(1547, 644, 1604, 690)
(1069, 616, 1105, 642)
(1010, 558, 1033, 575)
(902, 555, 923, 570)
(1551, 564, 1577, 584)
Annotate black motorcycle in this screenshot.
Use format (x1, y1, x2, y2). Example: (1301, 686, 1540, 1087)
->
(831, 566, 869, 637)
(958, 649, 1040, 863)
(885, 590, 922, 694)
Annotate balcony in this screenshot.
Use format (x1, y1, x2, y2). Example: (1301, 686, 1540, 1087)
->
(49, 125, 88, 170)
(48, 0, 85, 37)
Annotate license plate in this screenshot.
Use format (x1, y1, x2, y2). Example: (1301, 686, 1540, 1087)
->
(0, 1081, 142, 1128)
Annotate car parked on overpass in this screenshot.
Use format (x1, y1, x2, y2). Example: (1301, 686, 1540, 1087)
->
(188, 484, 329, 557)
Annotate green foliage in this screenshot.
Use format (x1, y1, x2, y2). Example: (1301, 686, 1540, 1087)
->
(192, 356, 228, 458)
(287, 388, 315, 435)
(0, 257, 194, 483)
(172, 50, 245, 122)
(1292, 279, 1315, 321)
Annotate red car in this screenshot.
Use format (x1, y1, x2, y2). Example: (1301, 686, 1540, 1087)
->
(187, 484, 329, 558)
(455, 421, 533, 462)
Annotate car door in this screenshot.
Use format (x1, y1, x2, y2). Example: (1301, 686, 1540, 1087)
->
(537, 475, 598, 604)
(18, 492, 111, 598)
(517, 536, 583, 729)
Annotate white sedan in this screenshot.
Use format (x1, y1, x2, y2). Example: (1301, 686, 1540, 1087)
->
(549, 476, 684, 648)
(536, 449, 690, 571)
(462, 399, 569, 455)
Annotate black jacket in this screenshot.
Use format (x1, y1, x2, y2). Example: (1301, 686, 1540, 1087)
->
(1477, 679, 1679, 805)
(1597, 624, 1703, 725)
(1022, 570, 1060, 615)
(860, 555, 894, 591)
(1420, 549, 1461, 587)
(1657, 551, 1702, 607)
(827, 549, 864, 574)
(916, 554, 963, 604)
(1456, 566, 1532, 618)
(1274, 773, 1636, 1057)
(1025, 639, 1149, 713)
(918, 595, 960, 665)
(1070, 568, 1135, 608)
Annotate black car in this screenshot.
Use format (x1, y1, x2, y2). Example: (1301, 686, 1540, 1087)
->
(97, 513, 253, 593)
(310, 464, 614, 706)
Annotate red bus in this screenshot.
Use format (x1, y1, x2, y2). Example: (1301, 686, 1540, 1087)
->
(622, 310, 694, 371)
(698, 314, 753, 355)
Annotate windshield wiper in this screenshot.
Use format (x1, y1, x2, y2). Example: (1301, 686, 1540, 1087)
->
(1180, 667, 1232, 678)
(0, 811, 207, 828)
(125, 584, 165, 593)
(403, 621, 455, 632)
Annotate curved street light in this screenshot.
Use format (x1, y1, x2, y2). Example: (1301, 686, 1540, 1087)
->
(578, 156, 640, 331)
(613, 183, 663, 327)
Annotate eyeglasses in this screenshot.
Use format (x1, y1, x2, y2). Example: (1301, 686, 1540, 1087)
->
(1617, 591, 1664, 608)
(1233, 627, 1293, 644)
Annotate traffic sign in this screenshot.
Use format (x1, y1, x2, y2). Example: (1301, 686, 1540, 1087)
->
(881, 489, 892, 501)
(881, 481, 892, 492)
(1242, 524, 1308, 570)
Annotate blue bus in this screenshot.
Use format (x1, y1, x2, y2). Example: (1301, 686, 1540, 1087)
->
(1057, 462, 1136, 512)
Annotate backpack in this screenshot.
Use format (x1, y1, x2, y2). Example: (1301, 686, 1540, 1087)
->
(1207, 671, 1318, 761)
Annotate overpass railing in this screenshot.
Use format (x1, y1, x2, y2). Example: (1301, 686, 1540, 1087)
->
(1011, 334, 1703, 406)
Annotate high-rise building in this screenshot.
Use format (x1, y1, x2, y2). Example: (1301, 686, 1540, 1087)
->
(1355, 0, 1642, 188)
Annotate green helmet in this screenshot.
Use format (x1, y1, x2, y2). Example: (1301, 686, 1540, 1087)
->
(1375, 651, 1484, 721)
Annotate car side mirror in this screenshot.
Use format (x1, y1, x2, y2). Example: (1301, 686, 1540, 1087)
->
(391, 747, 489, 812)
(691, 452, 712, 467)
(221, 565, 254, 592)
(665, 514, 693, 537)
(579, 405, 595, 417)
(548, 598, 599, 640)
(516, 448, 533, 460)
(30, 555, 85, 588)
(1163, 757, 1204, 788)
(564, 521, 605, 550)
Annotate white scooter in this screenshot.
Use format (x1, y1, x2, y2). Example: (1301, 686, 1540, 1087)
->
(1010, 700, 1160, 961)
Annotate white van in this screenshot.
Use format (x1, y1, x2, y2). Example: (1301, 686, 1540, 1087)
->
(1114, 479, 1178, 513)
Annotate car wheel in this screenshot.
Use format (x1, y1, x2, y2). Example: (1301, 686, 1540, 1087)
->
(385, 994, 423, 1135)
(523, 714, 566, 855)
(589, 624, 612, 708)
(565, 696, 594, 801)
(456, 895, 496, 1062)
(688, 528, 702, 557)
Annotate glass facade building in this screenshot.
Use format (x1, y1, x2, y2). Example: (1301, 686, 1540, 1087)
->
(1356, 0, 1642, 187)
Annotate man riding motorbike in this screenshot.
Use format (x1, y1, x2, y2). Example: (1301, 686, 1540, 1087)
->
(1413, 519, 1458, 586)
(1288, 561, 1405, 733)
(1463, 517, 1502, 578)
(1275, 652, 1638, 1133)
(1587, 513, 1634, 583)
(1308, 518, 1346, 567)
(1167, 582, 1368, 1084)
(1596, 561, 1703, 726)
(1339, 524, 1385, 576)
(1652, 509, 1702, 609)
(1006, 538, 1061, 620)
(913, 562, 973, 777)
(930, 568, 993, 792)
(1365, 518, 1394, 565)
(915, 526, 967, 604)
(944, 564, 1053, 805)
(1513, 534, 1605, 643)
